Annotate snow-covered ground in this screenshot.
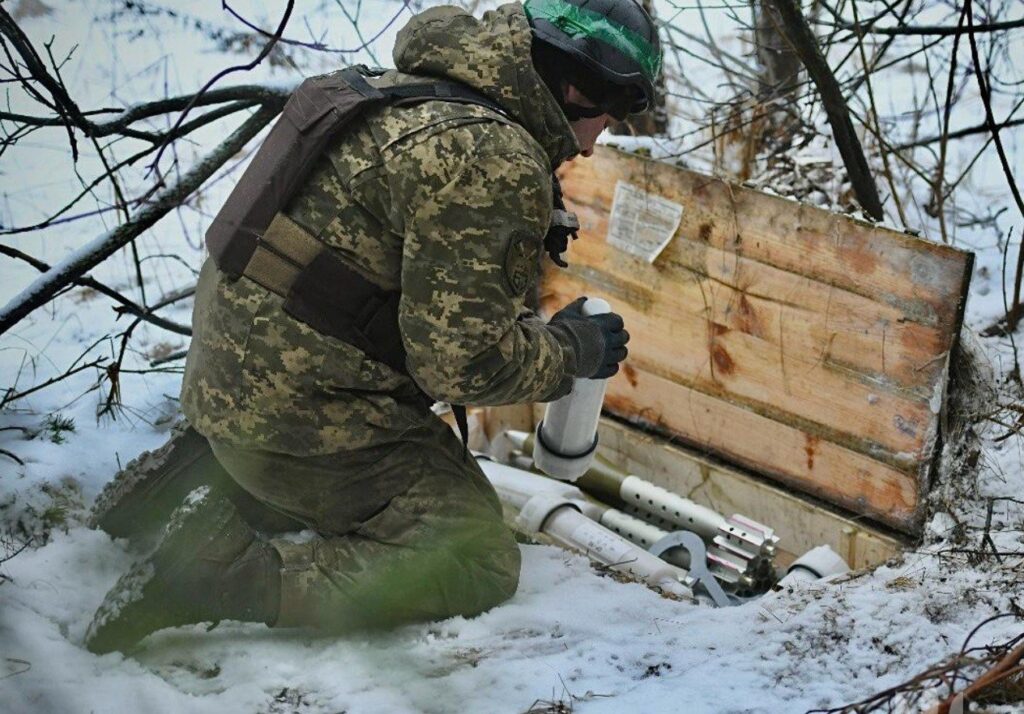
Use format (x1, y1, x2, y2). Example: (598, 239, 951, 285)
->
(1, 1, 1022, 712)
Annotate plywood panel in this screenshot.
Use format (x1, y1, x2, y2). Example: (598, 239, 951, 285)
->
(544, 276, 935, 465)
(543, 146, 972, 533)
(600, 365, 919, 530)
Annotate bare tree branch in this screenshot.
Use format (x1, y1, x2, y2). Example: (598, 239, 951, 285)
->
(965, 0, 1024, 332)
(896, 116, 1024, 150)
(849, 0, 907, 226)
(0, 103, 282, 335)
(766, 0, 885, 220)
(0, 4, 89, 158)
(830, 16, 1024, 37)
(0, 92, 276, 140)
(147, 0, 295, 176)
(221, 0, 411, 55)
(0, 244, 192, 335)
(965, 2, 1024, 224)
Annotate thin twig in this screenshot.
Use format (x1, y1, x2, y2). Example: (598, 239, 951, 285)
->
(147, 0, 294, 177)
(0, 103, 281, 335)
(896, 116, 1024, 150)
(0, 245, 191, 335)
(0, 358, 105, 408)
(827, 16, 1024, 37)
(0, 448, 24, 465)
(221, 0, 410, 55)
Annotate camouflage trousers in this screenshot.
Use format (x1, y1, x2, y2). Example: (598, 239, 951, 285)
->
(209, 414, 521, 631)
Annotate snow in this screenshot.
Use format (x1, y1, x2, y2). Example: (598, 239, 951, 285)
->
(4, 532, 1021, 712)
(2, 1, 1023, 712)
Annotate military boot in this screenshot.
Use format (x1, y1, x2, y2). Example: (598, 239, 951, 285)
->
(85, 486, 281, 654)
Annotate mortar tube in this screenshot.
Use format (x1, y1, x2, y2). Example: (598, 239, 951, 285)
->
(620, 476, 729, 541)
(511, 429, 746, 541)
(508, 430, 625, 506)
(488, 451, 756, 589)
(506, 429, 780, 565)
(485, 449, 671, 558)
(541, 506, 692, 599)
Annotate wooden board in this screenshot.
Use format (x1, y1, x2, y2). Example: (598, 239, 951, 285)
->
(476, 405, 904, 570)
(542, 147, 973, 533)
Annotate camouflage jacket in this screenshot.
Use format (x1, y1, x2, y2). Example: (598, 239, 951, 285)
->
(180, 3, 582, 455)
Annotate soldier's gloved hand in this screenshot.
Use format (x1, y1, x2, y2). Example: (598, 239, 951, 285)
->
(547, 297, 630, 379)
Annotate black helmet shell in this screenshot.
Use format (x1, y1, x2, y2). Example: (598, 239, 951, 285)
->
(525, 0, 662, 114)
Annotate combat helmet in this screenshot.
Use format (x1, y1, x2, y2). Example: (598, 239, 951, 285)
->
(524, 0, 662, 119)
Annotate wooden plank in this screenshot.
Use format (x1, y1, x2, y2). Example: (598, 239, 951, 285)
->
(543, 276, 937, 466)
(599, 366, 920, 530)
(563, 148, 970, 326)
(548, 232, 951, 395)
(543, 146, 972, 533)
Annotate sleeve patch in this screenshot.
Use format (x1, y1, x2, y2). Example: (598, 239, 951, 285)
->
(503, 230, 540, 296)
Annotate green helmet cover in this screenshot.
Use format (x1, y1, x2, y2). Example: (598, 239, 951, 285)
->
(524, 0, 662, 85)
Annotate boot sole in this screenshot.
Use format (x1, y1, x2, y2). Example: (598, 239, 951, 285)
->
(85, 487, 242, 654)
(90, 423, 229, 542)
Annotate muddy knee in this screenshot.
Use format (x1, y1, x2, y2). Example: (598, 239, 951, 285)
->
(272, 519, 520, 630)
(457, 520, 522, 612)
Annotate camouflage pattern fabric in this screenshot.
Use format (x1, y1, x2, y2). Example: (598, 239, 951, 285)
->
(209, 414, 521, 630)
(180, 2, 582, 456)
(173, 3, 583, 627)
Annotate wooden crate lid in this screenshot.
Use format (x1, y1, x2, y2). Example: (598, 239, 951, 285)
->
(543, 146, 973, 534)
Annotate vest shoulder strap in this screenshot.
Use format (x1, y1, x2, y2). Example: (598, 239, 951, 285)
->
(206, 65, 506, 278)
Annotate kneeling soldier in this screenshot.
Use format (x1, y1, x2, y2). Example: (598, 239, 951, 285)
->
(87, 0, 661, 653)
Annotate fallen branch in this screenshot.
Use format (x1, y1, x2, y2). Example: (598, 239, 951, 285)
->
(926, 642, 1024, 713)
(97, 285, 195, 418)
(0, 449, 24, 465)
(0, 242, 191, 336)
(0, 358, 106, 409)
(0, 87, 284, 136)
(811, 614, 1024, 713)
(0, 536, 31, 565)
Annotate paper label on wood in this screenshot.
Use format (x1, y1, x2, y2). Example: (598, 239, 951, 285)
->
(606, 180, 683, 263)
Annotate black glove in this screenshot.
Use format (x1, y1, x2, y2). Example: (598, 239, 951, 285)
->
(547, 297, 630, 379)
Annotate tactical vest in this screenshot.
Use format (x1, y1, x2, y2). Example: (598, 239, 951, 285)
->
(205, 65, 576, 442)
(206, 65, 510, 373)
